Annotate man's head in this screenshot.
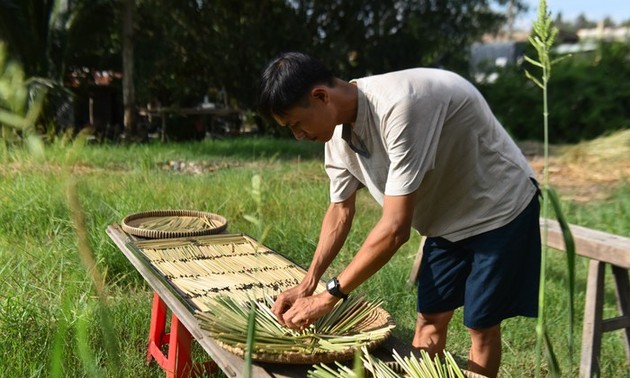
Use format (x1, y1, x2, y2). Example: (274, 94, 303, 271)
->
(258, 52, 335, 122)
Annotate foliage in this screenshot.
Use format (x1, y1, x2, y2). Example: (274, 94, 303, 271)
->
(478, 40, 630, 143)
(0, 42, 45, 151)
(2, 0, 525, 137)
(525, 1, 577, 376)
(1, 138, 629, 376)
(0, 0, 118, 134)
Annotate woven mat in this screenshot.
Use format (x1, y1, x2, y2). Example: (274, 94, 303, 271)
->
(132, 233, 325, 311)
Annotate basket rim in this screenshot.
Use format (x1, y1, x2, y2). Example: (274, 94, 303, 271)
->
(212, 306, 395, 365)
(121, 209, 227, 239)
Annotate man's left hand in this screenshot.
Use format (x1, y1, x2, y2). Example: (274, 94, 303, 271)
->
(281, 292, 339, 330)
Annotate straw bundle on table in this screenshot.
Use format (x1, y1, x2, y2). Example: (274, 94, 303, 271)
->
(132, 233, 326, 312)
(197, 295, 395, 364)
(307, 345, 482, 378)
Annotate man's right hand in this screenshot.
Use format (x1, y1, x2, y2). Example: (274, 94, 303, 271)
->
(271, 284, 312, 324)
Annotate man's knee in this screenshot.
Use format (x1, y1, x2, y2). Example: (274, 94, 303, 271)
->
(417, 311, 453, 329)
(467, 324, 501, 347)
(413, 311, 454, 353)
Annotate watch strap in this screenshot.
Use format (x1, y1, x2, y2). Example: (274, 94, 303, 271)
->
(326, 277, 348, 300)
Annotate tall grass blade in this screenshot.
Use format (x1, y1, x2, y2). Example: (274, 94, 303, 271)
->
(49, 295, 71, 378)
(352, 347, 364, 378)
(243, 304, 257, 378)
(543, 328, 562, 377)
(67, 175, 121, 368)
(547, 186, 576, 364)
(76, 308, 105, 378)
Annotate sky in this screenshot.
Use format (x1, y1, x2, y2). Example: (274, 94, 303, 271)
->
(516, 0, 630, 29)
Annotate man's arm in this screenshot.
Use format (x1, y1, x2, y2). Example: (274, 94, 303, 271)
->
(303, 191, 357, 291)
(336, 191, 416, 295)
(279, 191, 416, 329)
(271, 191, 356, 320)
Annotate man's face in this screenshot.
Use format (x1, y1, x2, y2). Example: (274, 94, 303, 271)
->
(272, 89, 336, 142)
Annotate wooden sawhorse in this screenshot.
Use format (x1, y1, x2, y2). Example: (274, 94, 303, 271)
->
(544, 220, 630, 377)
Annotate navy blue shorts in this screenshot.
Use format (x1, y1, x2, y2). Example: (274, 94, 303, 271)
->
(416, 193, 541, 329)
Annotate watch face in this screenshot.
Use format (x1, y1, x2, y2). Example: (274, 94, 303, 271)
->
(327, 280, 335, 290)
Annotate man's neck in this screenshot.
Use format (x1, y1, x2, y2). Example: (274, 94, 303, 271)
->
(334, 78, 358, 125)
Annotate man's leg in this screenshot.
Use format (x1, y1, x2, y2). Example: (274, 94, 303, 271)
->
(466, 324, 501, 378)
(412, 310, 454, 356)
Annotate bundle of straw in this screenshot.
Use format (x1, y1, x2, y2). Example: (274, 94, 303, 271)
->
(308, 345, 470, 378)
(197, 295, 395, 364)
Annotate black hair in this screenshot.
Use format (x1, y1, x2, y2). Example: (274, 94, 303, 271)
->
(257, 52, 335, 121)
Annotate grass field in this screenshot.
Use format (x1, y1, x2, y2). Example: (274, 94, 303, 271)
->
(0, 136, 628, 377)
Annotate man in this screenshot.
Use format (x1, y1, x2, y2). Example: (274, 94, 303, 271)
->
(258, 52, 540, 378)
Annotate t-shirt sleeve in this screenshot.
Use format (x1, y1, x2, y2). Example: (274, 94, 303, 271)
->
(383, 96, 447, 196)
(325, 142, 361, 203)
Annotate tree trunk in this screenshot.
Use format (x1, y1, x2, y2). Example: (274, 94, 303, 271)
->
(122, 0, 136, 139)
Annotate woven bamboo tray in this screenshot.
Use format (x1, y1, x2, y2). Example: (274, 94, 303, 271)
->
(121, 209, 227, 238)
(215, 305, 394, 365)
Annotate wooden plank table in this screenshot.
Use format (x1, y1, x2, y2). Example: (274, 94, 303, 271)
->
(106, 224, 413, 378)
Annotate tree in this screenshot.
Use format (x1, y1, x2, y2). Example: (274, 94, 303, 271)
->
(122, 0, 136, 138)
(0, 0, 120, 134)
(574, 13, 597, 30)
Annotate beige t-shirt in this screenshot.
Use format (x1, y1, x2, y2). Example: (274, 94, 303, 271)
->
(324, 68, 536, 242)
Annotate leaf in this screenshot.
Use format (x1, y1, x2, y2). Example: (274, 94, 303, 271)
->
(524, 70, 544, 89)
(352, 348, 364, 378)
(243, 214, 261, 227)
(243, 304, 257, 378)
(26, 134, 45, 159)
(544, 327, 562, 377)
(546, 186, 576, 361)
(524, 55, 544, 68)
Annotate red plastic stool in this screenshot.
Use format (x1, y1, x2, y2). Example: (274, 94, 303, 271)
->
(146, 292, 218, 378)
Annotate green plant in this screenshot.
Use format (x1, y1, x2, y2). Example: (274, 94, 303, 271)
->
(2, 137, 628, 376)
(524, 1, 577, 376)
(0, 42, 45, 151)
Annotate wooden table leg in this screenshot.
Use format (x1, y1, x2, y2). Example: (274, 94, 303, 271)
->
(580, 260, 605, 378)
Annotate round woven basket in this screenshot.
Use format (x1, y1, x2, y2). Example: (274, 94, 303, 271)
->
(216, 306, 394, 365)
(121, 210, 227, 239)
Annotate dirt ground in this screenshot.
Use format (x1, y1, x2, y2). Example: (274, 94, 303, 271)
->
(520, 132, 630, 202)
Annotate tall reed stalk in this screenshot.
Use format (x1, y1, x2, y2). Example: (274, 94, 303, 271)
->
(242, 174, 273, 377)
(525, 1, 576, 376)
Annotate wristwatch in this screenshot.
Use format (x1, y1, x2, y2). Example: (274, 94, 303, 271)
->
(326, 277, 348, 300)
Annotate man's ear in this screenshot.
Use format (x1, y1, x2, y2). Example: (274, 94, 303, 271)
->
(310, 86, 329, 104)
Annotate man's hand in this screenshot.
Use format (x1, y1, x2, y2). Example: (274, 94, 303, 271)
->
(271, 284, 312, 324)
(279, 292, 339, 330)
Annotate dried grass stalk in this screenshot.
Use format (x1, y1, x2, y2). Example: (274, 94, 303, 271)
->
(308, 345, 467, 378)
(196, 295, 394, 359)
